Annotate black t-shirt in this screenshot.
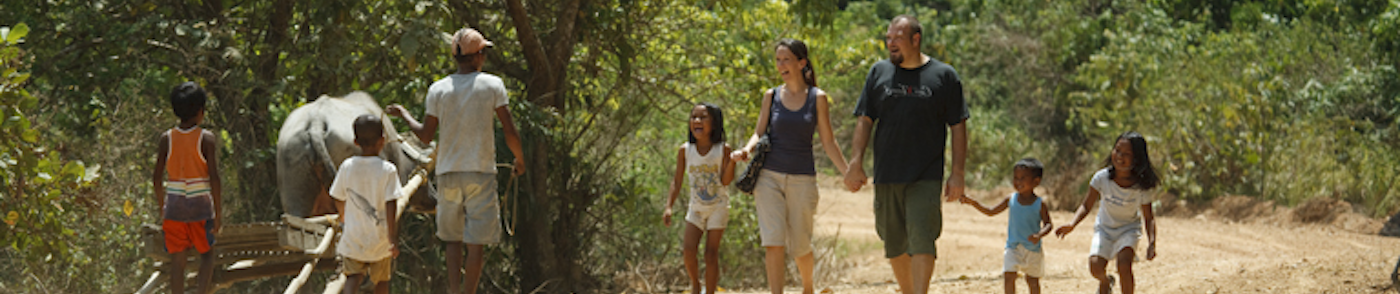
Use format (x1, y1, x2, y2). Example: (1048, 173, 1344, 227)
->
(853, 58, 969, 184)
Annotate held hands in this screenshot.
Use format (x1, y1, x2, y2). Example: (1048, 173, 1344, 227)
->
(944, 175, 965, 202)
(843, 163, 867, 192)
(730, 148, 750, 162)
(956, 194, 975, 205)
(1053, 224, 1075, 239)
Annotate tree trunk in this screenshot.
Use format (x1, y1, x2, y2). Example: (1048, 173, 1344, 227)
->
(501, 0, 586, 291)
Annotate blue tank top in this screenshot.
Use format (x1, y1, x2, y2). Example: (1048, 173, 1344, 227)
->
(1007, 193, 1043, 252)
(763, 87, 817, 175)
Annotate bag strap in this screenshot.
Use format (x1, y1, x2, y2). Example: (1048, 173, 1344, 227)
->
(764, 87, 780, 136)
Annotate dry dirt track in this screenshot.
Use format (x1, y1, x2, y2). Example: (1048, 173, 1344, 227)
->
(732, 176, 1400, 294)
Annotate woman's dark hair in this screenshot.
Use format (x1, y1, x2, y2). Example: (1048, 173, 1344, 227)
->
(687, 102, 725, 144)
(1104, 131, 1160, 190)
(776, 38, 818, 87)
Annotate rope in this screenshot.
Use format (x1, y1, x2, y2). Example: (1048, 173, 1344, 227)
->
(496, 163, 519, 236)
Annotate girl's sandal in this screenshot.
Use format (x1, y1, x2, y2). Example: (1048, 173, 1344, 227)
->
(1097, 276, 1116, 294)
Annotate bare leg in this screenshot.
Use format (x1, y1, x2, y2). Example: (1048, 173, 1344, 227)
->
(197, 250, 215, 294)
(796, 252, 815, 294)
(1003, 272, 1017, 294)
(374, 281, 389, 294)
(464, 244, 486, 294)
(445, 241, 462, 294)
(909, 254, 936, 294)
(342, 274, 363, 294)
(683, 224, 703, 294)
(765, 246, 786, 294)
(889, 254, 912, 294)
(1089, 256, 1110, 294)
(1026, 275, 1040, 294)
(704, 229, 725, 294)
(169, 250, 186, 294)
(1117, 248, 1136, 294)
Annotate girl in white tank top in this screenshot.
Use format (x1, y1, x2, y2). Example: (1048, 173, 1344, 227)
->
(663, 102, 736, 294)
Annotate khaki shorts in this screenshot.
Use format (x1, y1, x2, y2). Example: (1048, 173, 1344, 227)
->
(340, 256, 392, 283)
(874, 180, 943, 258)
(1003, 244, 1045, 277)
(754, 170, 819, 257)
(435, 172, 501, 245)
(684, 200, 730, 230)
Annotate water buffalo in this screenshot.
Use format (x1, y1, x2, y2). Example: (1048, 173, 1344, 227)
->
(276, 91, 434, 217)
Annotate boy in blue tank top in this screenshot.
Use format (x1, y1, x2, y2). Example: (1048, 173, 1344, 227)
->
(957, 158, 1053, 294)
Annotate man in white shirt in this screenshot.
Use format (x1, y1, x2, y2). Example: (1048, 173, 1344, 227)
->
(387, 27, 526, 294)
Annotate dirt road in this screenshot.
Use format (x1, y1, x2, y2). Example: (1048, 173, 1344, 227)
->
(738, 177, 1400, 294)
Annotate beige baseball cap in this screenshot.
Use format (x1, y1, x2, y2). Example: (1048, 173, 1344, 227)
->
(451, 27, 494, 56)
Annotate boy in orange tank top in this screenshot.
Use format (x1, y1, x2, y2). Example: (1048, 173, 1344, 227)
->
(151, 82, 222, 294)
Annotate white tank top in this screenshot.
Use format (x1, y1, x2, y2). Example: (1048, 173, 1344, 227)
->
(686, 143, 727, 206)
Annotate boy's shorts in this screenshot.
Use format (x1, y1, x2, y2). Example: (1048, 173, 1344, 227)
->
(1003, 244, 1045, 277)
(435, 172, 501, 245)
(874, 180, 943, 259)
(684, 200, 730, 230)
(163, 219, 215, 254)
(340, 256, 393, 283)
(1090, 226, 1141, 259)
(754, 171, 819, 257)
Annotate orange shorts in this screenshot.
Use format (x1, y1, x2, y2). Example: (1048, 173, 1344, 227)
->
(163, 219, 215, 254)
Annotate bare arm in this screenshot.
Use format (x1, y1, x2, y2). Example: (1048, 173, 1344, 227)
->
(814, 91, 848, 176)
(732, 90, 774, 162)
(1031, 202, 1054, 243)
(1055, 187, 1101, 238)
(152, 133, 169, 218)
(1143, 203, 1157, 260)
(720, 145, 736, 185)
(664, 145, 686, 226)
(960, 195, 1009, 216)
(944, 120, 968, 202)
(202, 131, 222, 234)
(334, 200, 346, 226)
(386, 199, 399, 257)
(385, 105, 438, 145)
(843, 116, 873, 192)
(496, 106, 526, 176)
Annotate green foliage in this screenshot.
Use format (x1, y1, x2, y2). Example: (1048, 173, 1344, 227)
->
(0, 22, 118, 292)
(7, 0, 1400, 292)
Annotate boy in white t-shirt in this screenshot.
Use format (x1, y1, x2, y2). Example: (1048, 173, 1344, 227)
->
(331, 115, 403, 294)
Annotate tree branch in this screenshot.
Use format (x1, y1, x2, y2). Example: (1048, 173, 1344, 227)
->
(505, 0, 555, 90)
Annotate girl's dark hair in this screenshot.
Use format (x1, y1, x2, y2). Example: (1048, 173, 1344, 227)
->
(1104, 131, 1160, 190)
(687, 102, 725, 144)
(776, 38, 818, 87)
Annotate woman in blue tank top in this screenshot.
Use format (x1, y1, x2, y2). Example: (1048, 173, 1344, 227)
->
(730, 38, 851, 294)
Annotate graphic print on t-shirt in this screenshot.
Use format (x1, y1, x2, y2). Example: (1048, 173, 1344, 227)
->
(348, 189, 384, 226)
(689, 163, 720, 202)
(882, 83, 933, 99)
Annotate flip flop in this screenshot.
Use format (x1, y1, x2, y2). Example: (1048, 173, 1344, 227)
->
(1097, 275, 1116, 294)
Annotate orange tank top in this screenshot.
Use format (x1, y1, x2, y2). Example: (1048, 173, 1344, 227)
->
(163, 126, 214, 221)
